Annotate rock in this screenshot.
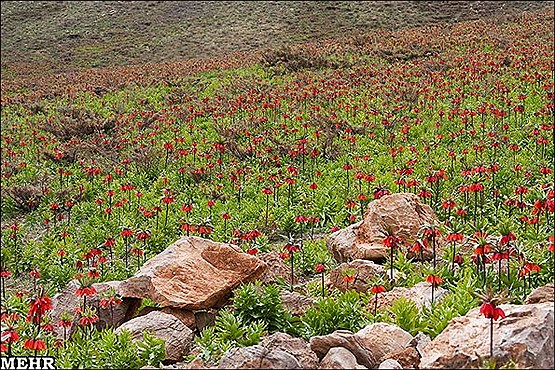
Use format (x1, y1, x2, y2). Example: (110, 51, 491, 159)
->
(194, 310, 217, 332)
(420, 302, 554, 369)
(116, 311, 194, 362)
(310, 330, 370, 367)
(355, 323, 413, 367)
(219, 346, 300, 369)
(525, 283, 554, 304)
(374, 282, 448, 311)
(50, 279, 140, 338)
(379, 347, 420, 369)
(118, 236, 267, 310)
(377, 359, 403, 369)
(280, 291, 315, 316)
(320, 347, 367, 369)
(161, 307, 196, 329)
(310, 323, 412, 369)
(259, 251, 298, 284)
(136, 306, 215, 332)
(259, 332, 319, 369)
(217, 332, 317, 369)
(326, 221, 362, 263)
(326, 259, 385, 293)
(328, 193, 441, 262)
(408, 332, 432, 357)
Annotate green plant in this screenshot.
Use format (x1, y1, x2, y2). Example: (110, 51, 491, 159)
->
(389, 297, 423, 336)
(232, 281, 297, 334)
(56, 328, 164, 369)
(193, 308, 266, 363)
(300, 290, 371, 338)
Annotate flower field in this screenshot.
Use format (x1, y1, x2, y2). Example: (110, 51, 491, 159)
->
(1, 8, 553, 369)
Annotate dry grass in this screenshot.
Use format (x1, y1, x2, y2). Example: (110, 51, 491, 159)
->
(1, 1, 552, 76)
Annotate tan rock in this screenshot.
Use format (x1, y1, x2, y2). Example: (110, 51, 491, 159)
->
(280, 291, 315, 316)
(259, 250, 298, 284)
(310, 323, 413, 369)
(116, 311, 194, 362)
(327, 193, 441, 262)
(354, 323, 413, 367)
(525, 283, 554, 304)
(374, 282, 448, 311)
(326, 259, 385, 293)
(379, 346, 420, 369)
(218, 346, 300, 369)
(355, 193, 440, 260)
(320, 347, 367, 369)
(215, 332, 318, 369)
(259, 332, 319, 369)
(420, 302, 554, 369)
(118, 236, 267, 309)
(326, 221, 362, 263)
(377, 359, 403, 369)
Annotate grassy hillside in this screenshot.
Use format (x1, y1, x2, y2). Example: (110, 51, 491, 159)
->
(1, 1, 553, 75)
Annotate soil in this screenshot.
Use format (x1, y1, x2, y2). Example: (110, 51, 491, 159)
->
(1, 1, 553, 76)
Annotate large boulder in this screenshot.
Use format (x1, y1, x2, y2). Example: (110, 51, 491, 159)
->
(118, 236, 267, 310)
(327, 193, 440, 262)
(420, 302, 554, 369)
(116, 311, 194, 362)
(218, 332, 318, 369)
(310, 323, 413, 369)
(50, 279, 140, 338)
(326, 259, 385, 293)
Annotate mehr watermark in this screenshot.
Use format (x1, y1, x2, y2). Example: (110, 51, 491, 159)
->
(0, 356, 56, 370)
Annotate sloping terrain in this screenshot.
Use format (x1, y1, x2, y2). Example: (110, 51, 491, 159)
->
(1, 1, 552, 75)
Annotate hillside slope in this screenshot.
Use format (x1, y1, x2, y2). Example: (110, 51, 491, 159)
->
(1, 1, 553, 75)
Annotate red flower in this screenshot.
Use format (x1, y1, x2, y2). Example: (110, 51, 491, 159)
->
(0, 270, 11, 278)
(29, 269, 40, 279)
(315, 263, 326, 273)
(343, 275, 355, 283)
(121, 228, 134, 238)
(1, 330, 19, 343)
(246, 247, 258, 255)
(79, 314, 98, 327)
(75, 286, 97, 297)
(370, 285, 386, 294)
(285, 244, 300, 253)
(23, 338, 46, 351)
(27, 296, 52, 324)
(426, 274, 443, 287)
(480, 302, 505, 321)
(383, 235, 401, 249)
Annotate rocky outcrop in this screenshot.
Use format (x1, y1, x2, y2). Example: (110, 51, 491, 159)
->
(327, 193, 440, 262)
(326, 221, 362, 263)
(420, 302, 554, 369)
(116, 311, 194, 362)
(118, 236, 267, 310)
